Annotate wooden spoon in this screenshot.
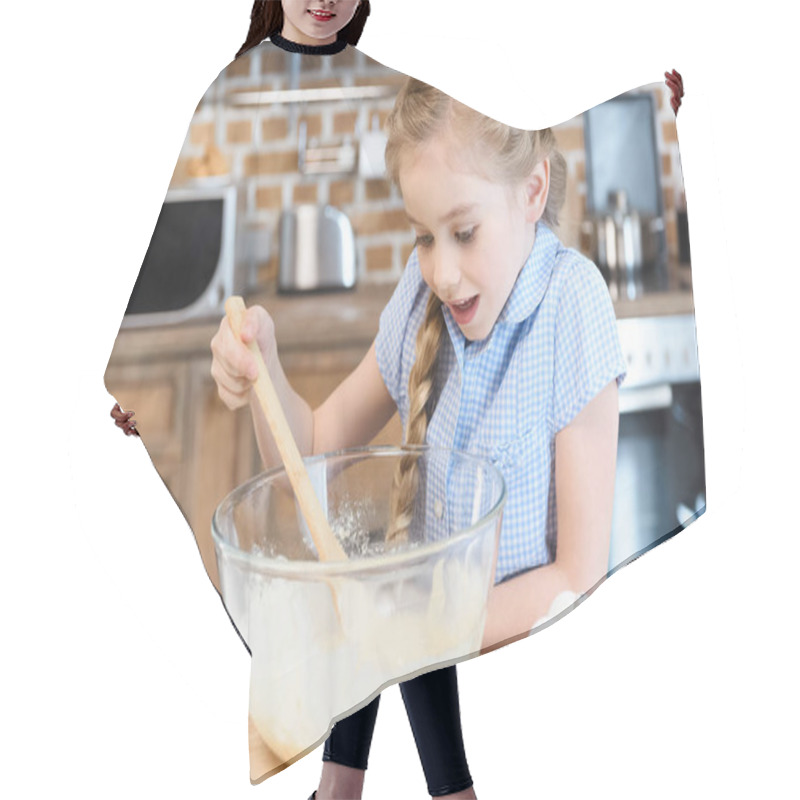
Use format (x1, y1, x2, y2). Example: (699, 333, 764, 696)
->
(225, 296, 347, 563)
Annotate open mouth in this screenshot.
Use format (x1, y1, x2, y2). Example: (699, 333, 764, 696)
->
(447, 295, 479, 324)
(308, 9, 335, 21)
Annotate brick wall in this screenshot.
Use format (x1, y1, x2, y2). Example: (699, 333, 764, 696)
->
(170, 44, 685, 288)
(172, 44, 410, 287)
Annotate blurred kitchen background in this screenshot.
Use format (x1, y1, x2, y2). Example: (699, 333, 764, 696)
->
(106, 44, 704, 590)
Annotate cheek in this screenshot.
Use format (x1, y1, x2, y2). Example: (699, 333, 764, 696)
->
(283, 2, 304, 26)
(466, 241, 497, 288)
(472, 238, 514, 299)
(416, 252, 435, 288)
(340, 0, 360, 23)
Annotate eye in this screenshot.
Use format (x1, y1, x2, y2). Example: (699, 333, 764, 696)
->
(455, 226, 477, 244)
(414, 233, 434, 249)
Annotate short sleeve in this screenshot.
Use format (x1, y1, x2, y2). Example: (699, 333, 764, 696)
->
(374, 249, 426, 411)
(552, 258, 627, 432)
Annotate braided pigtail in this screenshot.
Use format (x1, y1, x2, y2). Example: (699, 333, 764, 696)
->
(386, 291, 445, 546)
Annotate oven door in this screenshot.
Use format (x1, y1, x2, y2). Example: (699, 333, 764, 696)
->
(609, 380, 706, 572)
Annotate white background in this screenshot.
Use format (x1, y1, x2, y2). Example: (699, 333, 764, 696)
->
(2, 1, 797, 798)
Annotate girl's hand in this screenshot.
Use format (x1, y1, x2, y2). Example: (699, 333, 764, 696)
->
(210, 304, 277, 410)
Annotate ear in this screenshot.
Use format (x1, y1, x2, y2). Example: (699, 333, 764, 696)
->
(522, 158, 550, 224)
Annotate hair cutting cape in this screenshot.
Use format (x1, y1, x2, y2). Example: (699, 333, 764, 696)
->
(104, 36, 703, 783)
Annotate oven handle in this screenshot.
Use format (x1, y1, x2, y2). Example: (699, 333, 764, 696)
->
(619, 383, 673, 415)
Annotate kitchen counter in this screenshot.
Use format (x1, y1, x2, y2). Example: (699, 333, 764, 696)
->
(613, 289, 695, 319)
(107, 282, 389, 363)
(108, 267, 695, 362)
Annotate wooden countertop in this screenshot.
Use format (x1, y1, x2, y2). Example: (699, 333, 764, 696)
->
(613, 289, 695, 319)
(108, 266, 695, 363)
(106, 282, 391, 364)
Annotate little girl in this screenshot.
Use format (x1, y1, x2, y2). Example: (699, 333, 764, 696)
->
(212, 68, 626, 799)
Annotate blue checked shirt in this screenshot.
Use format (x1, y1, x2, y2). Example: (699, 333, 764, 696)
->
(375, 223, 627, 584)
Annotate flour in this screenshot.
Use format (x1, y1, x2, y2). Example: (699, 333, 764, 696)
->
(329, 497, 373, 558)
(246, 537, 492, 762)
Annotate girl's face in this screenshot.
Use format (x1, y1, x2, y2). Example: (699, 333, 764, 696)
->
(281, 0, 361, 45)
(399, 132, 549, 342)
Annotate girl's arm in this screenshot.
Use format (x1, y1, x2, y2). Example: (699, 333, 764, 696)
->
(312, 340, 398, 455)
(481, 378, 619, 652)
(212, 304, 397, 469)
(247, 339, 397, 467)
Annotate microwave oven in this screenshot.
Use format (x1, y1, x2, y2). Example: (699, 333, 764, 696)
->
(121, 183, 240, 328)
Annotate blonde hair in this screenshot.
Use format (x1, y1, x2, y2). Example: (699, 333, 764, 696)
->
(385, 78, 567, 546)
(385, 79, 567, 227)
(385, 290, 444, 545)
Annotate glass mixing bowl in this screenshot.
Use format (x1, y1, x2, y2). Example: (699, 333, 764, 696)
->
(212, 445, 505, 763)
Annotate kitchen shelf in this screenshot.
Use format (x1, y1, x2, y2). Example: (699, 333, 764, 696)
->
(228, 84, 397, 107)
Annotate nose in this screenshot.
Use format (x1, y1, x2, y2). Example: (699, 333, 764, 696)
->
(431, 245, 461, 299)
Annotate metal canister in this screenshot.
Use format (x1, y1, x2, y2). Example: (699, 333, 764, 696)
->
(608, 190, 643, 299)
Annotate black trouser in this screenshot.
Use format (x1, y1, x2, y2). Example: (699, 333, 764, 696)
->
(323, 664, 473, 797)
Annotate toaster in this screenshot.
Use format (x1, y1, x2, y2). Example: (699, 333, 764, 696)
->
(278, 204, 357, 293)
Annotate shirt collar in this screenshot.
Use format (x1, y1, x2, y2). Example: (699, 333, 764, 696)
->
(270, 32, 349, 55)
(496, 222, 560, 326)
